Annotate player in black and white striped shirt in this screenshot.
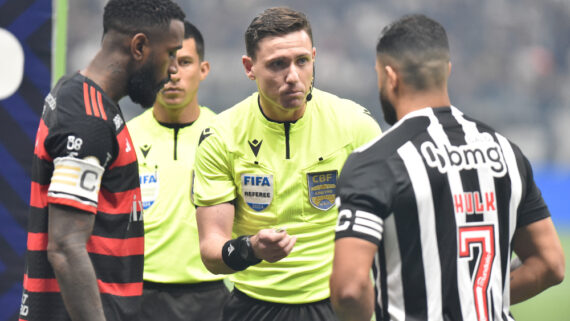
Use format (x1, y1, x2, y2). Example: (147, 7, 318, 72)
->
(329, 14, 565, 321)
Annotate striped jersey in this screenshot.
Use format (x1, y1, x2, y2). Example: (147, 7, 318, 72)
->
(335, 106, 550, 321)
(20, 73, 144, 321)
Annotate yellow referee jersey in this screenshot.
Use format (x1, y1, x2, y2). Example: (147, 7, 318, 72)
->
(193, 89, 381, 303)
(127, 106, 224, 284)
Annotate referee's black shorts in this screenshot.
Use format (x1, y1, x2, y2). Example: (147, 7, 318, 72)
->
(222, 287, 339, 321)
(138, 280, 230, 321)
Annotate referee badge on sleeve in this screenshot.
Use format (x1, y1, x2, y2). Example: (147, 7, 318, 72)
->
(241, 174, 273, 211)
(307, 170, 338, 211)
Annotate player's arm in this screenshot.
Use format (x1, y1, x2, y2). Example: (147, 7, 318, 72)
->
(330, 237, 376, 321)
(196, 203, 296, 274)
(510, 154, 565, 304)
(331, 152, 391, 321)
(47, 204, 106, 321)
(510, 217, 565, 304)
(196, 202, 238, 274)
(44, 116, 116, 320)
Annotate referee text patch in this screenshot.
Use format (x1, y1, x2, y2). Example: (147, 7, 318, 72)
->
(241, 174, 273, 211)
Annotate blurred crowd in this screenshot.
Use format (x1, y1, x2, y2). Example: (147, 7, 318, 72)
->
(66, 0, 570, 165)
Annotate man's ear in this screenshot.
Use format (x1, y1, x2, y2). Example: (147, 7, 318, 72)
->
(242, 55, 255, 80)
(385, 65, 398, 93)
(130, 33, 149, 61)
(199, 60, 211, 81)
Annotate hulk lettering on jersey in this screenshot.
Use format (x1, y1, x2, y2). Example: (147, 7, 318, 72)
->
(453, 191, 496, 215)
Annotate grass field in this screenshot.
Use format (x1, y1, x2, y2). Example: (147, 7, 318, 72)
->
(510, 229, 570, 321)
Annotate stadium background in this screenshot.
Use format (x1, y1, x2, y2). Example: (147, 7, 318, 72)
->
(0, 0, 568, 320)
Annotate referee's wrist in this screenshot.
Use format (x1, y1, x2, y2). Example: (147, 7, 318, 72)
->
(222, 235, 262, 271)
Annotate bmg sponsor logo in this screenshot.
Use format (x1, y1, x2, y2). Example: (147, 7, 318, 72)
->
(420, 139, 506, 177)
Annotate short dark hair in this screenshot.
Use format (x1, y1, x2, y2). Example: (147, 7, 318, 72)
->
(245, 7, 313, 60)
(184, 21, 205, 61)
(376, 14, 450, 91)
(103, 0, 185, 37)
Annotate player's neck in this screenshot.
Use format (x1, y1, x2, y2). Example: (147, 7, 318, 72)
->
(259, 95, 305, 122)
(397, 90, 451, 120)
(153, 101, 201, 124)
(81, 42, 130, 104)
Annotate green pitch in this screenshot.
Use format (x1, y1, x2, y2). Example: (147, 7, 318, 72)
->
(511, 229, 570, 320)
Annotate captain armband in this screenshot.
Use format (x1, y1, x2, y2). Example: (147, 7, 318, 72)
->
(48, 156, 104, 208)
(222, 235, 262, 271)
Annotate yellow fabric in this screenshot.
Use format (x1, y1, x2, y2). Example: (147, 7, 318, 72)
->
(127, 106, 223, 284)
(193, 89, 381, 303)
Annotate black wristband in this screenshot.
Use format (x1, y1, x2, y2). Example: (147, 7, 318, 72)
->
(222, 235, 262, 271)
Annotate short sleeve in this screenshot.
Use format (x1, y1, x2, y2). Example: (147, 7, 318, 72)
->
(346, 100, 382, 148)
(192, 127, 237, 206)
(335, 151, 395, 245)
(44, 115, 117, 168)
(44, 115, 117, 213)
(517, 155, 550, 228)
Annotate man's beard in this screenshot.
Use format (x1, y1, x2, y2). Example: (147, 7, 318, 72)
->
(127, 61, 170, 108)
(379, 88, 397, 125)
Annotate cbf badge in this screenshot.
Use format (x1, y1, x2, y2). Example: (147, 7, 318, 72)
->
(139, 171, 159, 210)
(241, 174, 273, 211)
(307, 170, 338, 211)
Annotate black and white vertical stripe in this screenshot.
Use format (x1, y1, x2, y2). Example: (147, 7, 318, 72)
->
(335, 106, 534, 321)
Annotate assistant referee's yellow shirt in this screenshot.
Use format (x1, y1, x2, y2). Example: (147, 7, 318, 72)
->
(193, 89, 381, 303)
(128, 106, 224, 284)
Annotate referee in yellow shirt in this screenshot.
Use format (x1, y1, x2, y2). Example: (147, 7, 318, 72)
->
(192, 7, 381, 321)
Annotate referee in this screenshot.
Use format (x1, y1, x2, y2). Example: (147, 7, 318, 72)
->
(330, 14, 565, 321)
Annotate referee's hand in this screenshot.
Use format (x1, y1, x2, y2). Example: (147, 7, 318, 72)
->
(250, 229, 296, 263)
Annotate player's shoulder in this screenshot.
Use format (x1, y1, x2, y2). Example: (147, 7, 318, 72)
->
(313, 89, 369, 113)
(49, 73, 120, 126)
(458, 110, 524, 155)
(125, 109, 156, 141)
(196, 98, 246, 150)
(49, 73, 85, 113)
(312, 89, 377, 125)
(354, 115, 428, 159)
(127, 108, 153, 126)
(199, 105, 217, 119)
(207, 94, 255, 133)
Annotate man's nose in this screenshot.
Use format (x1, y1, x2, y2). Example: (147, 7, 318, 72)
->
(285, 65, 300, 83)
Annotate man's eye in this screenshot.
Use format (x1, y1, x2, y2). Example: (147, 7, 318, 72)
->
(297, 57, 309, 65)
(269, 60, 286, 69)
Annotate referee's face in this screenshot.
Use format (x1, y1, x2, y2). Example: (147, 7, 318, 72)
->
(244, 30, 315, 119)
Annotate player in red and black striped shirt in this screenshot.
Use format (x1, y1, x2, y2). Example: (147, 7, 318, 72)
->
(20, 1, 185, 320)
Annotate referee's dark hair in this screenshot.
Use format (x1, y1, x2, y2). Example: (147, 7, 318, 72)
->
(376, 14, 450, 91)
(103, 0, 185, 37)
(184, 21, 206, 62)
(245, 7, 313, 61)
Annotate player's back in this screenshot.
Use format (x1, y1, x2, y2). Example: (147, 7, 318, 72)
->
(337, 106, 548, 321)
